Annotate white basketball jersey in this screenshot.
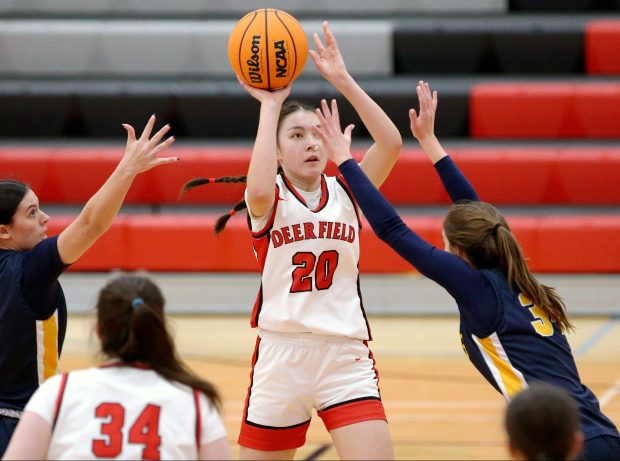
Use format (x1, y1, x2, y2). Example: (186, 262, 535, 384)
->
(24, 364, 226, 460)
(250, 173, 370, 340)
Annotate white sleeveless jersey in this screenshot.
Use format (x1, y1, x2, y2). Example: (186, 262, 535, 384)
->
(24, 364, 226, 460)
(250, 173, 370, 340)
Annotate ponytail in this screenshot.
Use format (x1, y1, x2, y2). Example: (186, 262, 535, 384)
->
(444, 201, 573, 332)
(181, 167, 283, 234)
(97, 275, 221, 410)
(495, 225, 573, 332)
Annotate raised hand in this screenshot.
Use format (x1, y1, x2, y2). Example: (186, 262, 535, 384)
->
(312, 99, 355, 166)
(309, 21, 350, 86)
(409, 81, 438, 144)
(120, 115, 177, 176)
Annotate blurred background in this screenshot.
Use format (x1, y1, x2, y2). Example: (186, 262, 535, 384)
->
(1, 0, 619, 285)
(0, 1, 619, 459)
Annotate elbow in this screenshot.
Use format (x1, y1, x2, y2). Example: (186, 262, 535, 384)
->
(83, 221, 111, 241)
(76, 212, 107, 237)
(390, 130, 404, 152)
(393, 135, 404, 153)
(385, 137, 403, 161)
(373, 223, 394, 243)
(377, 227, 395, 244)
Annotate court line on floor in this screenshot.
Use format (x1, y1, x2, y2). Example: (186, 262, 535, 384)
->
(575, 315, 618, 356)
(599, 376, 620, 408)
(303, 444, 331, 461)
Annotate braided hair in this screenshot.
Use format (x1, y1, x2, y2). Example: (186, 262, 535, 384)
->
(180, 100, 316, 234)
(181, 176, 248, 234)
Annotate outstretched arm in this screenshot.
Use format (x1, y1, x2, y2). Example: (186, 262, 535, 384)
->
(312, 98, 469, 281)
(313, 99, 498, 334)
(57, 115, 176, 264)
(410, 82, 479, 202)
(309, 21, 401, 187)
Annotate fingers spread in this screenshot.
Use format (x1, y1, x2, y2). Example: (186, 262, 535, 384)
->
(154, 135, 176, 153)
(330, 98, 340, 123)
(315, 107, 326, 127)
(343, 124, 355, 139)
(415, 85, 425, 113)
(156, 156, 180, 165)
(122, 123, 136, 142)
(323, 21, 336, 47)
(320, 99, 333, 129)
(140, 114, 156, 141)
(313, 32, 326, 55)
(147, 124, 171, 150)
(308, 49, 320, 65)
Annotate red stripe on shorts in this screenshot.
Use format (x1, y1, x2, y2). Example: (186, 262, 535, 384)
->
(318, 397, 386, 431)
(238, 419, 311, 451)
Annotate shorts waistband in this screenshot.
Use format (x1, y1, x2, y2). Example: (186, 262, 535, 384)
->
(0, 408, 22, 419)
(258, 329, 361, 347)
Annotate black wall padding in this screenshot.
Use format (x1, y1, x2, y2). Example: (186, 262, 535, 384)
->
(0, 78, 471, 138)
(394, 30, 489, 74)
(491, 30, 584, 74)
(509, 0, 619, 11)
(394, 20, 584, 74)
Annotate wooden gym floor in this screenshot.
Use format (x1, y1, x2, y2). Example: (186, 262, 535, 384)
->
(60, 314, 620, 460)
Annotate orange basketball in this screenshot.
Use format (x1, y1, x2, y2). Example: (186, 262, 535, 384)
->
(228, 9, 308, 91)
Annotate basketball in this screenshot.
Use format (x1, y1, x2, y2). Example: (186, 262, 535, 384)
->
(228, 9, 308, 91)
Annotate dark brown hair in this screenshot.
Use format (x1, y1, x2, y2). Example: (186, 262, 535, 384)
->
(96, 275, 221, 409)
(505, 383, 580, 460)
(443, 201, 573, 332)
(180, 100, 315, 234)
(0, 180, 29, 225)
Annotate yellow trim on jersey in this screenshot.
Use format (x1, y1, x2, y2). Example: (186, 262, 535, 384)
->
(476, 335, 526, 399)
(42, 314, 59, 380)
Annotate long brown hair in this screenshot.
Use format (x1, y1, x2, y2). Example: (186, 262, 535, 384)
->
(180, 100, 316, 234)
(443, 201, 573, 332)
(96, 275, 221, 409)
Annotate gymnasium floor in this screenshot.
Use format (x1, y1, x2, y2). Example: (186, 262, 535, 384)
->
(60, 309, 620, 460)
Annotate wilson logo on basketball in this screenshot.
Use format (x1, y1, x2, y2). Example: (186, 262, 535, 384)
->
(228, 9, 308, 90)
(274, 40, 288, 77)
(247, 35, 263, 84)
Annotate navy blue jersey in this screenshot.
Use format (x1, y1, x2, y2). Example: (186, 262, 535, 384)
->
(338, 157, 620, 441)
(462, 269, 618, 440)
(0, 236, 68, 411)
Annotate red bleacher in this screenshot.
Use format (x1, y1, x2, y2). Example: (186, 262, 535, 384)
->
(3, 146, 619, 273)
(2, 146, 619, 205)
(586, 20, 620, 75)
(470, 82, 620, 138)
(44, 214, 620, 274)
